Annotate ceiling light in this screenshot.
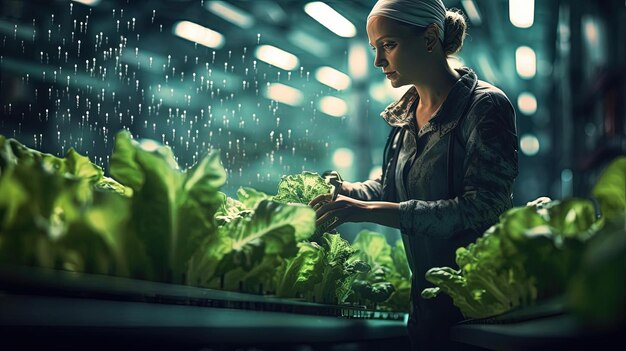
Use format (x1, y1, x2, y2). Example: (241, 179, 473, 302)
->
(520, 134, 540, 156)
(72, 0, 101, 6)
(509, 0, 534, 28)
(332, 148, 354, 168)
(265, 83, 304, 106)
(515, 46, 536, 79)
(517, 92, 537, 115)
(315, 66, 351, 90)
(204, 1, 254, 29)
(348, 42, 368, 80)
(173, 21, 224, 49)
(304, 2, 357, 38)
(255, 45, 299, 71)
(319, 96, 348, 117)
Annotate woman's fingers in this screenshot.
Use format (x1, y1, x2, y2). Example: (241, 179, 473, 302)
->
(311, 194, 354, 232)
(315, 210, 343, 232)
(309, 193, 333, 209)
(315, 198, 345, 216)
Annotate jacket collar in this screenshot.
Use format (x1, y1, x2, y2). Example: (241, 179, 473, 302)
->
(380, 67, 478, 136)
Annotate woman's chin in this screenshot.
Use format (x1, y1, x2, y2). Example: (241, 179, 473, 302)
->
(389, 80, 403, 88)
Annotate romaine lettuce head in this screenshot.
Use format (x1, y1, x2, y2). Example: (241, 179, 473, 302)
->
(187, 200, 316, 288)
(109, 130, 226, 283)
(0, 135, 132, 276)
(344, 230, 400, 307)
(272, 171, 332, 205)
(309, 233, 369, 304)
(423, 196, 605, 319)
(274, 241, 324, 298)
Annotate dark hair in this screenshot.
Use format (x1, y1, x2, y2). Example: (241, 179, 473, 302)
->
(443, 8, 468, 56)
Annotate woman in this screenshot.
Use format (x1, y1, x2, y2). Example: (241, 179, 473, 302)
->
(311, 0, 519, 349)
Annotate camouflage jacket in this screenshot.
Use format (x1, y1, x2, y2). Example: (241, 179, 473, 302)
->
(346, 68, 518, 332)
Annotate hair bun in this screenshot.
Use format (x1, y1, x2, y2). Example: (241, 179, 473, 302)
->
(443, 9, 467, 56)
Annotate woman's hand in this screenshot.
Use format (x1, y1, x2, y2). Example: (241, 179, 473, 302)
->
(309, 194, 371, 232)
(308, 194, 401, 231)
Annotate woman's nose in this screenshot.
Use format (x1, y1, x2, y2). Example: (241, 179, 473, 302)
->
(373, 50, 387, 68)
(374, 56, 387, 68)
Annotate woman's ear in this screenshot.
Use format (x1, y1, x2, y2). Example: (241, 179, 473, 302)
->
(423, 24, 439, 52)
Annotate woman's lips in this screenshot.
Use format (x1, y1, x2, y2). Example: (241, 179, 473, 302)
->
(385, 71, 396, 78)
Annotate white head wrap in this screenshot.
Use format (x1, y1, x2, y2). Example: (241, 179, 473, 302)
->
(367, 0, 446, 42)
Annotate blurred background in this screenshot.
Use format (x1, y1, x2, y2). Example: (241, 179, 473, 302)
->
(1, 0, 625, 239)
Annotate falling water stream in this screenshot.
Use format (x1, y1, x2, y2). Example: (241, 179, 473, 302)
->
(0, 1, 344, 194)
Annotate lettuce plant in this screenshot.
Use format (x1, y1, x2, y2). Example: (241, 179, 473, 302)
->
(109, 130, 227, 283)
(272, 171, 332, 205)
(346, 230, 400, 307)
(308, 233, 370, 304)
(274, 241, 324, 298)
(187, 199, 316, 290)
(0, 135, 130, 275)
(422, 196, 604, 319)
(0, 132, 412, 313)
(591, 156, 626, 220)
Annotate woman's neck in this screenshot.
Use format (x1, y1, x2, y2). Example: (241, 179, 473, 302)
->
(413, 65, 460, 111)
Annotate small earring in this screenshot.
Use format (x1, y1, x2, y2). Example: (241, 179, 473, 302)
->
(427, 46, 433, 52)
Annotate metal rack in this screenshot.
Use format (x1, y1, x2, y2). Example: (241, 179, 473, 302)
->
(449, 297, 623, 350)
(0, 266, 409, 350)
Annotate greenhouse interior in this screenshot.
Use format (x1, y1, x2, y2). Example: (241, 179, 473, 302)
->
(0, 0, 625, 350)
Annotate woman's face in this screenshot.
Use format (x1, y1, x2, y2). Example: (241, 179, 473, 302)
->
(366, 16, 429, 88)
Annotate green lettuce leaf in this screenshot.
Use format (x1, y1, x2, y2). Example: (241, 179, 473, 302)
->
(214, 192, 253, 226)
(422, 266, 505, 318)
(381, 240, 411, 311)
(423, 196, 604, 319)
(237, 187, 271, 209)
(214, 187, 271, 227)
(350, 230, 395, 273)
(224, 200, 315, 254)
(221, 254, 282, 294)
(275, 242, 324, 298)
(109, 130, 226, 283)
(187, 200, 316, 288)
(567, 216, 626, 327)
(592, 156, 626, 221)
(0, 135, 130, 276)
(272, 171, 332, 205)
(346, 230, 399, 307)
(351, 280, 395, 303)
(94, 176, 133, 197)
(310, 233, 370, 304)
(186, 230, 233, 287)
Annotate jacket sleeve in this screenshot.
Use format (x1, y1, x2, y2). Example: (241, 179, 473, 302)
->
(398, 93, 519, 238)
(344, 178, 383, 201)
